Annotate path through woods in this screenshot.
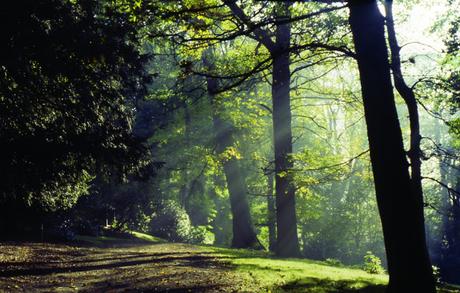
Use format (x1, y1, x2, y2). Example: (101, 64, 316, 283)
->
(0, 242, 253, 292)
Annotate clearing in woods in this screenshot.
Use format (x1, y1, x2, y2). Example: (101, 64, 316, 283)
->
(1, 233, 454, 292)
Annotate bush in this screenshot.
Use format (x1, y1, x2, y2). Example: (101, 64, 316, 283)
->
(189, 226, 215, 245)
(325, 258, 343, 267)
(149, 200, 192, 242)
(362, 251, 385, 274)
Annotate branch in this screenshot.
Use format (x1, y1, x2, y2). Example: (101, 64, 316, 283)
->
(292, 42, 356, 58)
(292, 149, 370, 172)
(223, 0, 276, 50)
(422, 176, 460, 207)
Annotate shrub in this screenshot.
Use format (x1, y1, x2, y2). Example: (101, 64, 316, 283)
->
(362, 251, 385, 274)
(325, 258, 343, 267)
(149, 200, 192, 242)
(189, 225, 215, 245)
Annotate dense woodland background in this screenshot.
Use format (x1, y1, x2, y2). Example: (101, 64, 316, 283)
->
(1, 0, 460, 292)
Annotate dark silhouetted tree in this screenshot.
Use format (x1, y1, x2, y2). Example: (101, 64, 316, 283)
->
(348, 0, 435, 291)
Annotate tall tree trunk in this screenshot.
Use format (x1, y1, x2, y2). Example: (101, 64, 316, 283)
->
(384, 1, 435, 287)
(348, 1, 435, 292)
(450, 173, 460, 283)
(384, 0, 423, 200)
(204, 55, 261, 249)
(266, 170, 277, 252)
(272, 3, 300, 257)
(180, 103, 192, 208)
(209, 174, 232, 246)
(441, 162, 460, 283)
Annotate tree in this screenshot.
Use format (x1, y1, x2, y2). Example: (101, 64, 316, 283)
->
(147, 0, 352, 256)
(0, 0, 151, 236)
(348, 0, 435, 291)
(203, 52, 262, 249)
(225, 0, 301, 257)
(384, 0, 424, 227)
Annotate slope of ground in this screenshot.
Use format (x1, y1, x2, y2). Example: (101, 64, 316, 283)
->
(0, 233, 458, 292)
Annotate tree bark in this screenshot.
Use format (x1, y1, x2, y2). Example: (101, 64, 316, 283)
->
(441, 161, 460, 283)
(384, 1, 435, 287)
(271, 3, 301, 257)
(266, 171, 277, 252)
(348, 1, 435, 291)
(204, 55, 261, 249)
(180, 103, 192, 208)
(384, 0, 422, 194)
(209, 175, 232, 246)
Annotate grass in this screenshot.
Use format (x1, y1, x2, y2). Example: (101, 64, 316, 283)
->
(129, 231, 166, 243)
(73, 230, 164, 246)
(1, 232, 459, 292)
(205, 246, 388, 292)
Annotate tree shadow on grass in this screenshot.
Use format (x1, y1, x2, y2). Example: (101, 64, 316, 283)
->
(78, 273, 227, 293)
(0, 254, 222, 277)
(0, 251, 212, 268)
(0, 246, 238, 292)
(281, 278, 386, 293)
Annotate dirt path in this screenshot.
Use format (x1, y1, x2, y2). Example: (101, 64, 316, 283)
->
(0, 242, 254, 292)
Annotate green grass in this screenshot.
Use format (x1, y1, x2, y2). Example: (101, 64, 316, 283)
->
(203, 247, 460, 292)
(129, 231, 166, 243)
(204, 247, 388, 292)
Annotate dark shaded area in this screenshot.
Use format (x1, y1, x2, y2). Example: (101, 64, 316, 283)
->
(0, 0, 152, 239)
(0, 254, 219, 278)
(0, 242, 239, 292)
(281, 278, 386, 293)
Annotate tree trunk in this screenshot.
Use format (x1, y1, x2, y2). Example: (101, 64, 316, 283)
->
(204, 56, 261, 249)
(441, 162, 460, 283)
(384, 2, 435, 287)
(348, 1, 435, 291)
(180, 102, 192, 208)
(272, 3, 300, 257)
(209, 175, 232, 246)
(267, 171, 277, 252)
(384, 0, 423, 200)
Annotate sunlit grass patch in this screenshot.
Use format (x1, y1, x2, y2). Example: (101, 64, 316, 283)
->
(204, 246, 388, 292)
(73, 230, 165, 247)
(129, 231, 166, 243)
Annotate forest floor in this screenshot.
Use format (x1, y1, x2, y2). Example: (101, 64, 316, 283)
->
(0, 233, 458, 293)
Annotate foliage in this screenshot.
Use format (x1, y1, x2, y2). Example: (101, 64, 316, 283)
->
(0, 0, 152, 212)
(432, 265, 442, 284)
(149, 200, 192, 242)
(363, 251, 385, 275)
(148, 200, 215, 245)
(189, 225, 215, 245)
(325, 258, 343, 267)
(4, 0, 459, 285)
